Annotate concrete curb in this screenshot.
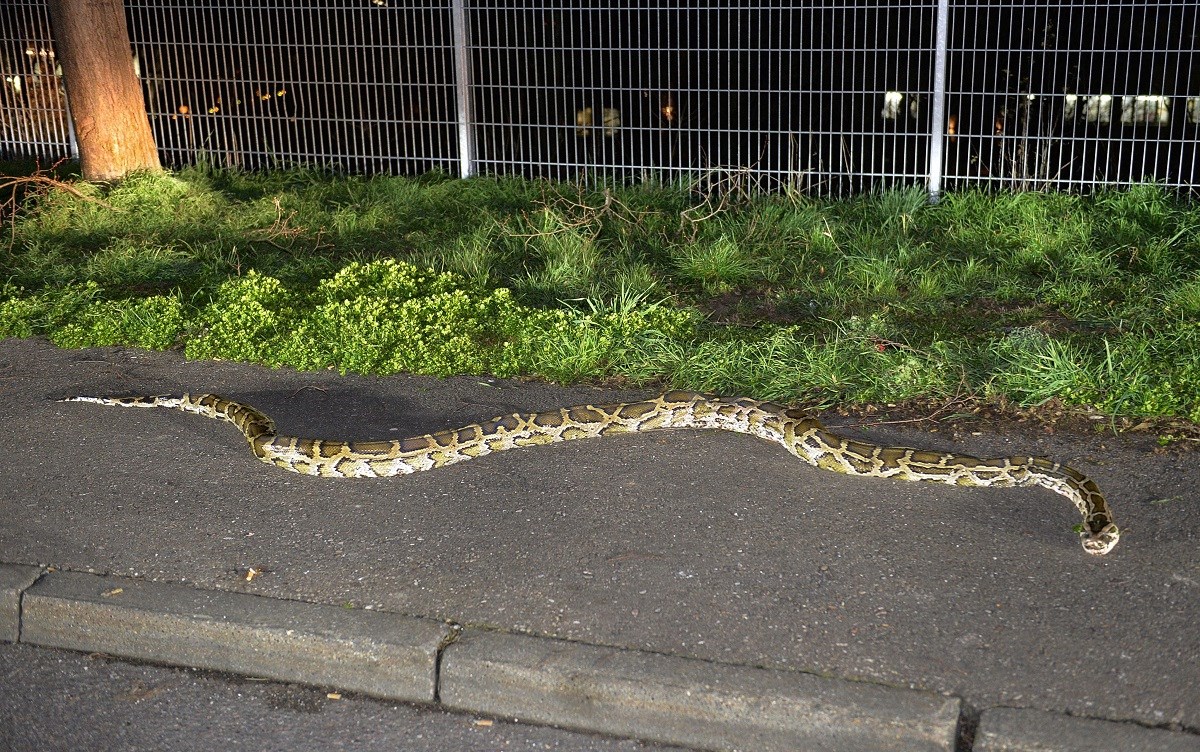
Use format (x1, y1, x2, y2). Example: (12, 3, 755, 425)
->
(975, 707, 1200, 752)
(3, 563, 1197, 752)
(1, 564, 42, 643)
(19, 567, 448, 702)
(440, 628, 959, 751)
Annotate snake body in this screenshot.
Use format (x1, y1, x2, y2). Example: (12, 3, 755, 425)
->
(63, 391, 1120, 555)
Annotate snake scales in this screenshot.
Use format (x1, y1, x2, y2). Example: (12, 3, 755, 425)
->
(63, 390, 1119, 555)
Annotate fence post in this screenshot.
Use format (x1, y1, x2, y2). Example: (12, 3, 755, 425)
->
(63, 87, 80, 160)
(451, 0, 476, 178)
(927, 0, 951, 202)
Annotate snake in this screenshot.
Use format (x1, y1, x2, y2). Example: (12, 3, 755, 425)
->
(62, 390, 1120, 555)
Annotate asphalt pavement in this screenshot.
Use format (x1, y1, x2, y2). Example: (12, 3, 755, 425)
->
(0, 642, 689, 752)
(1, 337, 1198, 751)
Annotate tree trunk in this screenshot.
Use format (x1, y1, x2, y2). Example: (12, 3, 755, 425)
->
(46, 0, 160, 181)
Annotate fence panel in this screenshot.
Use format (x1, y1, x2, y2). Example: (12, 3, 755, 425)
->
(0, 0, 74, 162)
(465, 1, 937, 194)
(943, 0, 1199, 192)
(1, 1, 1196, 194)
(124, 0, 461, 174)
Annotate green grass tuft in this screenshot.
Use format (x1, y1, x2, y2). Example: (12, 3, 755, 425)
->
(3, 165, 1198, 424)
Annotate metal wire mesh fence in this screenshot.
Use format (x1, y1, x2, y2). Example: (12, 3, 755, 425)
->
(2, 0, 1197, 195)
(0, 1, 73, 161)
(943, 0, 1199, 192)
(466, 1, 939, 194)
(125, 1, 462, 174)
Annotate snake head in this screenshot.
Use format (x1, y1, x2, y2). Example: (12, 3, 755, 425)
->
(1081, 523, 1120, 556)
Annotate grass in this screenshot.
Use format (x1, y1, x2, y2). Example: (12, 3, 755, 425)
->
(2, 162, 1199, 426)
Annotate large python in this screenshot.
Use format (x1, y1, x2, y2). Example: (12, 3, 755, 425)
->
(62, 390, 1120, 555)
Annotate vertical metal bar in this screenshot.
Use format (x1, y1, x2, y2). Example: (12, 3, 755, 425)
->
(63, 69, 79, 159)
(518, 1, 535, 178)
(926, 0, 950, 202)
(451, 0, 474, 178)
